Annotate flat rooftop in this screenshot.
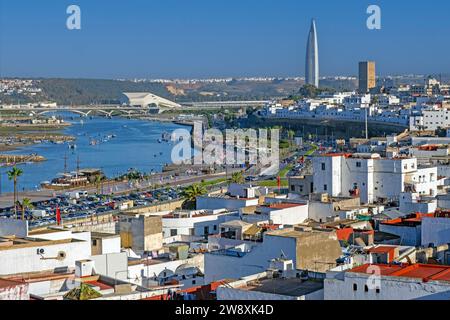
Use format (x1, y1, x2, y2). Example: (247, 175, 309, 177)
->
(198, 194, 256, 201)
(237, 277, 323, 297)
(267, 227, 330, 239)
(28, 228, 70, 236)
(0, 237, 81, 251)
(4, 270, 74, 282)
(264, 203, 305, 209)
(128, 257, 172, 267)
(91, 232, 120, 239)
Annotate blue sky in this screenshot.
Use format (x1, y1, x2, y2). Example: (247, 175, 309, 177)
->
(0, 0, 449, 78)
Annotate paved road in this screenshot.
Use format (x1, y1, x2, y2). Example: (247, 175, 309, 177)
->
(0, 168, 244, 210)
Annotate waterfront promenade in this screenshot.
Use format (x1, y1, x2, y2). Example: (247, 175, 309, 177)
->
(0, 168, 241, 209)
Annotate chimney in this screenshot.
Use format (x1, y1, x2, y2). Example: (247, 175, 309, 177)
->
(75, 260, 94, 278)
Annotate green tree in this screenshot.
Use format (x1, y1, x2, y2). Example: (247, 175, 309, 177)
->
(94, 175, 103, 195)
(230, 171, 245, 184)
(181, 183, 207, 209)
(7, 166, 23, 218)
(17, 198, 34, 221)
(287, 130, 296, 141)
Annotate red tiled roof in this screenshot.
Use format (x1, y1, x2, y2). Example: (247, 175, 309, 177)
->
(367, 246, 396, 254)
(322, 153, 353, 158)
(381, 213, 435, 225)
(349, 264, 450, 283)
(267, 203, 304, 209)
(336, 228, 354, 241)
(84, 280, 113, 291)
(0, 278, 26, 289)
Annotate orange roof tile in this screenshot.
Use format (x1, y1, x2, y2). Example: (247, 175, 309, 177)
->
(349, 264, 450, 283)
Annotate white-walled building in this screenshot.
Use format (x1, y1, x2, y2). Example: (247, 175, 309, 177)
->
(161, 209, 239, 238)
(399, 192, 437, 214)
(216, 263, 324, 300)
(196, 184, 264, 211)
(242, 202, 309, 226)
(410, 105, 450, 131)
(204, 226, 342, 283)
(313, 153, 438, 204)
(0, 234, 92, 276)
(421, 215, 450, 247)
(325, 263, 450, 300)
(127, 254, 204, 290)
(91, 232, 122, 256)
(196, 195, 259, 211)
(344, 94, 371, 109)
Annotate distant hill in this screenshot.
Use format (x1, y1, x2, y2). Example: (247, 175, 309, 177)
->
(39, 79, 171, 105)
(1, 78, 360, 105)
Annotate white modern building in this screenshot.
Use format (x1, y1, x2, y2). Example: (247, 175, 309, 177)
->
(122, 92, 181, 110)
(313, 153, 438, 204)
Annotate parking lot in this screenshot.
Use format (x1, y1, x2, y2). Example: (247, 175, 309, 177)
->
(0, 186, 183, 229)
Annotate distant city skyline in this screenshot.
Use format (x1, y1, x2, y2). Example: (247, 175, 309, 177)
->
(1, 0, 450, 79)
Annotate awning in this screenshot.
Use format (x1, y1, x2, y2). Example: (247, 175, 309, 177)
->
(243, 225, 262, 237)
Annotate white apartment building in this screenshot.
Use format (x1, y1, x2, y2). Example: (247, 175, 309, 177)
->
(410, 105, 450, 131)
(318, 92, 353, 105)
(377, 94, 400, 106)
(313, 153, 438, 204)
(343, 94, 371, 109)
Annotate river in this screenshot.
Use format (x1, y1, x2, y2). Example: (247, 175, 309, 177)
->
(0, 113, 188, 193)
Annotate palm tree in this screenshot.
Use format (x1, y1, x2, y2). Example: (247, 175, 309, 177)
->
(7, 166, 23, 218)
(182, 183, 207, 202)
(17, 198, 34, 221)
(230, 171, 245, 184)
(181, 183, 207, 209)
(94, 175, 102, 195)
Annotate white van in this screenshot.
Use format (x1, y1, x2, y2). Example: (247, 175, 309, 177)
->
(31, 210, 48, 218)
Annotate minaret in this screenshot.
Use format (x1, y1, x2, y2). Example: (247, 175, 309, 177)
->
(305, 19, 319, 87)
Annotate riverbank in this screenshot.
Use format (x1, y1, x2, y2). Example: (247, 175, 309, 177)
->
(0, 154, 46, 165)
(0, 115, 187, 193)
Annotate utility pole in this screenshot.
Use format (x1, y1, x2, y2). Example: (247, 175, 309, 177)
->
(64, 153, 68, 174)
(365, 108, 369, 140)
(76, 156, 80, 178)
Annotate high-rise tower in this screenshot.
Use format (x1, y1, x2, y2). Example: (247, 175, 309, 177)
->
(359, 61, 376, 93)
(305, 19, 319, 88)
